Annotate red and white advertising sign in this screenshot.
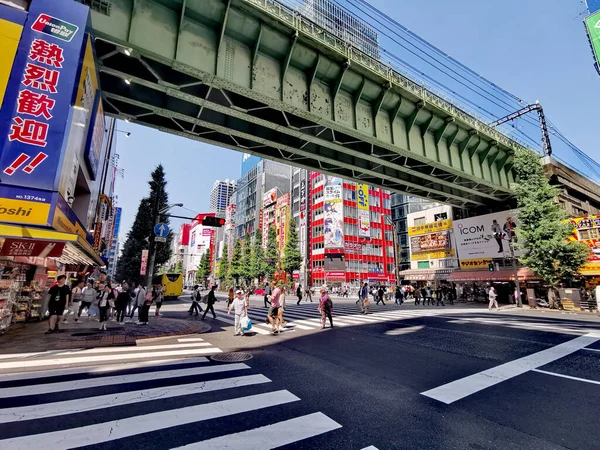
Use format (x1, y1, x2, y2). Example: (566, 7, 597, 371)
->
(140, 249, 149, 275)
(0, 238, 64, 257)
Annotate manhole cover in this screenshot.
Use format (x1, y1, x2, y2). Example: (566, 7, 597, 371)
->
(71, 332, 99, 337)
(210, 352, 253, 362)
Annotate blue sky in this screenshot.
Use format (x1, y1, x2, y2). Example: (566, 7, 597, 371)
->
(113, 0, 599, 243)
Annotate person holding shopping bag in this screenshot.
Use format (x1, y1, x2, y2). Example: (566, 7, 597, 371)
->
(228, 289, 248, 336)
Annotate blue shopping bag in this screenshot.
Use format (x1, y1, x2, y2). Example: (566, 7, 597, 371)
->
(241, 317, 252, 331)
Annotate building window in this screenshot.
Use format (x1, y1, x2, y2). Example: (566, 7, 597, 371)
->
(417, 261, 430, 269)
(413, 216, 426, 226)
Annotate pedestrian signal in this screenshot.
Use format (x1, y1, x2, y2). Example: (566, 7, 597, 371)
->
(202, 216, 225, 227)
(488, 263, 495, 272)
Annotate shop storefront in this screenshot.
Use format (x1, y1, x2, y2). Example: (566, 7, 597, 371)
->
(398, 268, 456, 285)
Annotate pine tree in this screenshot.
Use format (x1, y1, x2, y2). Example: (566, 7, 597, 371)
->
(196, 252, 211, 284)
(250, 228, 266, 282)
(513, 148, 589, 290)
(218, 244, 229, 281)
(265, 226, 279, 280)
(148, 165, 172, 267)
(240, 238, 252, 286)
(228, 239, 242, 284)
(115, 198, 153, 283)
(282, 218, 302, 279)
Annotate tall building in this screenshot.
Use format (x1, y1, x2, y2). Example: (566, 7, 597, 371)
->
(308, 174, 395, 287)
(302, 0, 380, 59)
(209, 180, 236, 216)
(291, 167, 310, 286)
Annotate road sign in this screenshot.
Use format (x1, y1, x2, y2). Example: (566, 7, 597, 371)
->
(154, 223, 169, 237)
(155, 236, 167, 243)
(584, 11, 600, 71)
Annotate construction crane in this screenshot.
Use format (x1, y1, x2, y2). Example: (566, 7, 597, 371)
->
(488, 101, 553, 156)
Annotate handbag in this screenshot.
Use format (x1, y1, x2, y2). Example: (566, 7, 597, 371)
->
(241, 316, 252, 331)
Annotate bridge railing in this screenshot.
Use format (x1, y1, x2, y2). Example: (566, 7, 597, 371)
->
(244, 0, 530, 153)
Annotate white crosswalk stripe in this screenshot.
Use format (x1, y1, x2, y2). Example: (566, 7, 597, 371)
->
(0, 338, 342, 449)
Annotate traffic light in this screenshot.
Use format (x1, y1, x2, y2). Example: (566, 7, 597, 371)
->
(488, 263, 495, 272)
(202, 216, 225, 227)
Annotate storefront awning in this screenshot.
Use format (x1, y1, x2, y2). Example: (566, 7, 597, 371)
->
(0, 224, 103, 266)
(447, 268, 539, 282)
(398, 269, 456, 281)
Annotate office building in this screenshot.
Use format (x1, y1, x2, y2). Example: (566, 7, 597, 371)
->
(210, 180, 236, 216)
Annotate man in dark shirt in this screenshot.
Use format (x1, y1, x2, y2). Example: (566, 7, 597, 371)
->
(46, 275, 71, 334)
(201, 285, 217, 320)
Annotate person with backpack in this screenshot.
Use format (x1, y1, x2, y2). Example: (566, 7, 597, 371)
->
(201, 285, 217, 320)
(188, 284, 203, 316)
(318, 288, 334, 329)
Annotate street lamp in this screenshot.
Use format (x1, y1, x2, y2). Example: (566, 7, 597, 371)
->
(145, 203, 183, 290)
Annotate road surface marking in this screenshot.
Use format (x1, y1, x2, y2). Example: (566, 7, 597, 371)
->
(0, 351, 63, 360)
(361, 447, 379, 450)
(0, 362, 249, 399)
(55, 342, 212, 355)
(0, 357, 210, 382)
(583, 348, 600, 353)
(0, 348, 222, 371)
(421, 333, 599, 404)
(532, 369, 600, 386)
(172, 412, 342, 449)
(177, 338, 204, 342)
(215, 315, 271, 335)
(0, 390, 299, 449)
(0, 374, 269, 423)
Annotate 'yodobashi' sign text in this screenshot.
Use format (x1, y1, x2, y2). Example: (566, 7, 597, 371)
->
(0, 0, 88, 191)
(453, 210, 520, 260)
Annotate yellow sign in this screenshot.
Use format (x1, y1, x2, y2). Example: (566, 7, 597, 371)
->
(75, 35, 98, 108)
(409, 219, 453, 236)
(0, 18, 23, 109)
(356, 183, 369, 210)
(580, 261, 600, 276)
(460, 258, 492, 270)
(411, 249, 455, 261)
(52, 207, 87, 240)
(0, 198, 51, 226)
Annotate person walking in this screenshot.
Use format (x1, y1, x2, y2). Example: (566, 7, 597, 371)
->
(188, 285, 203, 316)
(488, 285, 499, 311)
(130, 283, 146, 322)
(127, 283, 137, 316)
(227, 288, 234, 308)
(305, 286, 313, 302)
(154, 285, 164, 317)
(267, 285, 282, 334)
(360, 282, 370, 314)
(67, 280, 84, 324)
(296, 284, 303, 305)
(395, 285, 403, 305)
(264, 283, 272, 308)
(46, 275, 71, 334)
(436, 286, 446, 307)
(228, 289, 248, 336)
(414, 286, 421, 305)
(318, 288, 334, 329)
(138, 286, 152, 325)
(115, 282, 129, 324)
(76, 281, 96, 322)
(98, 285, 114, 331)
(201, 285, 217, 320)
(377, 285, 385, 305)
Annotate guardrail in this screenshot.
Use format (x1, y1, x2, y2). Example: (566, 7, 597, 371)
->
(243, 0, 530, 153)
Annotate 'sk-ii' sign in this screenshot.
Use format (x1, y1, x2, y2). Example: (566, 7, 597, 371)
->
(0, 0, 88, 191)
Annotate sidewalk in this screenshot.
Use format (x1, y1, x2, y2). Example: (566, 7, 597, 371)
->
(0, 315, 211, 353)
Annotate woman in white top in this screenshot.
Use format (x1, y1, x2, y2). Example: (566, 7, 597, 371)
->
(76, 281, 96, 322)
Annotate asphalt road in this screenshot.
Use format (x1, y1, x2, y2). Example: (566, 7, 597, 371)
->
(0, 293, 599, 449)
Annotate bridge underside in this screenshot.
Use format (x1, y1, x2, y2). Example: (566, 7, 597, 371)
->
(86, 0, 519, 208)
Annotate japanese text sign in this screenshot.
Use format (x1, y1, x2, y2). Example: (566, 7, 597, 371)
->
(0, 0, 89, 191)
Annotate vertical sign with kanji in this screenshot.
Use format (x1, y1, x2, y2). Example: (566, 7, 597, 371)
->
(0, 0, 89, 191)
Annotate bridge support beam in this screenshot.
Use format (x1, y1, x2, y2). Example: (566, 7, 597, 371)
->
(389, 96, 403, 146)
(215, 0, 232, 76)
(332, 61, 349, 121)
(307, 54, 320, 113)
(373, 84, 390, 139)
(250, 23, 263, 90)
(281, 32, 298, 101)
(353, 78, 366, 129)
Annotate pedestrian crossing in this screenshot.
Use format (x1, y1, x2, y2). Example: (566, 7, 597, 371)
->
(0, 339, 342, 449)
(213, 303, 476, 334)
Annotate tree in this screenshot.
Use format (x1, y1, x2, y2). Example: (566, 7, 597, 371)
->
(116, 165, 172, 283)
(240, 238, 252, 286)
(250, 228, 266, 282)
(196, 252, 211, 284)
(282, 218, 302, 280)
(512, 148, 589, 294)
(173, 261, 183, 274)
(228, 239, 243, 284)
(218, 243, 229, 281)
(265, 226, 279, 281)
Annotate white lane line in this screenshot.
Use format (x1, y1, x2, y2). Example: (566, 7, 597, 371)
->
(421, 333, 600, 404)
(0, 362, 250, 399)
(177, 338, 204, 342)
(216, 315, 271, 335)
(0, 374, 269, 423)
(0, 390, 300, 450)
(0, 348, 222, 371)
(361, 446, 379, 450)
(172, 411, 341, 450)
(0, 351, 61, 361)
(583, 348, 600, 353)
(532, 369, 600, 386)
(55, 342, 212, 355)
(0, 357, 210, 382)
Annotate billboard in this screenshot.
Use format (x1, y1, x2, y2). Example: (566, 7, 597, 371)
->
(356, 183, 370, 238)
(410, 231, 450, 254)
(453, 210, 520, 262)
(140, 249, 149, 275)
(409, 219, 452, 236)
(225, 203, 236, 231)
(263, 187, 277, 208)
(0, 0, 89, 191)
(324, 176, 344, 249)
(568, 215, 600, 275)
(83, 92, 104, 180)
(276, 194, 290, 254)
(585, 10, 600, 71)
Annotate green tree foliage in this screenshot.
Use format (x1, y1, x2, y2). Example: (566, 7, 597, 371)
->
(513, 148, 589, 287)
(228, 239, 243, 283)
(115, 165, 172, 283)
(265, 226, 279, 280)
(173, 261, 182, 274)
(196, 252, 211, 283)
(250, 228, 266, 282)
(282, 218, 302, 278)
(240, 238, 252, 285)
(218, 243, 229, 281)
